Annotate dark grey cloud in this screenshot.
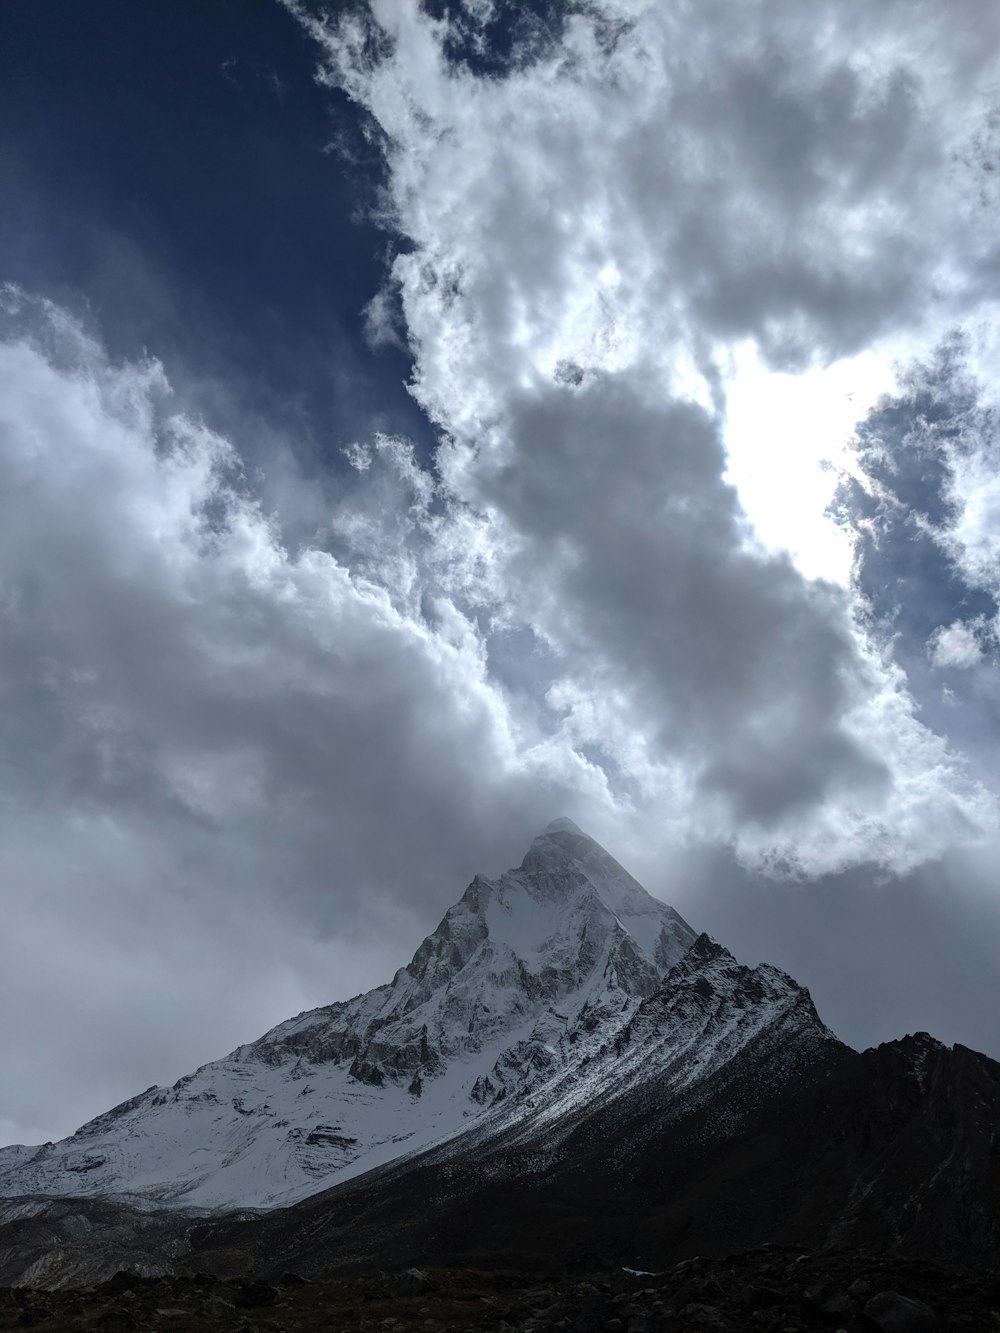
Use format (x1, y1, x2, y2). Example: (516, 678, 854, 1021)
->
(485, 374, 888, 829)
(294, 0, 996, 872)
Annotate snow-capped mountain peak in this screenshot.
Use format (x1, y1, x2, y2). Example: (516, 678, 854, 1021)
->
(0, 829, 991, 1289)
(540, 816, 586, 835)
(0, 825, 812, 1217)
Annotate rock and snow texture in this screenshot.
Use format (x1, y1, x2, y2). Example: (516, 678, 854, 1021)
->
(441, 930, 841, 1168)
(0, 823, 696, 1210)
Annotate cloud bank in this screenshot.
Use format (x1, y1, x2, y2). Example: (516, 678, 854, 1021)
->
(285, 0, 1000, 870)
(4, 0, 1000, 1138)
(0, 288, 580, 1141)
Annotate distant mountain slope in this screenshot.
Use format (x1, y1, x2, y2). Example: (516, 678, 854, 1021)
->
(0, 821, 694, 1211)
(186, 1017, 1000, 1280)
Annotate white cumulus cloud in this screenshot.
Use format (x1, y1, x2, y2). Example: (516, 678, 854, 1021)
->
(286, 0, 1000, 873)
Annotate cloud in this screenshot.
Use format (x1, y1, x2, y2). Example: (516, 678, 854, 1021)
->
(483, 374, 891, 830)
(0, 288, 610, 1140)
(928, 621, 984, 670)
(286, 0, 999, 873)
(831, 333, 1000, 788)
(296, 0, 1000, 380)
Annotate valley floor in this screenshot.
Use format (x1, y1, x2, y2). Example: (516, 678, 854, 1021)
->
(1, 1246, 996, 1332)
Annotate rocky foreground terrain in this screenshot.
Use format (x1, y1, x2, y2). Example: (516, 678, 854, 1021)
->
(1, 1246, 997, 1332)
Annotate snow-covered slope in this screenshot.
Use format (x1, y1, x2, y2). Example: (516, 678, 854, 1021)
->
(0, 821, 694, 1210)
(413, 931, 841, 1173)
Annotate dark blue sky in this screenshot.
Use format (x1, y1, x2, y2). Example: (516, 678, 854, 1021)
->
(0, 0, 433, 474)
(831, 341, 1000, 764)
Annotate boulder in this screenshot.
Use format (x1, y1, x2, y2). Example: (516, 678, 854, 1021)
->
(864, 1290, 937, 1332)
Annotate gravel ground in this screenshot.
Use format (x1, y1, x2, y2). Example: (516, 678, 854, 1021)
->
(1, 1244, 998, 1331)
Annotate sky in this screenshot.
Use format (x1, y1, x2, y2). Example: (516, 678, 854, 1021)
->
(1, 0, 999, 1147)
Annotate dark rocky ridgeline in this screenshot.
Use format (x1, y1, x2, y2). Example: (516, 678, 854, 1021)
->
(1, 1247, 998, 1331)
(179, 1024, 1000, 1285)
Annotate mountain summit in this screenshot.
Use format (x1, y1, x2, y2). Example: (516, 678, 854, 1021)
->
(0, 824, 694, 1210)
(540, 816, 585, 834)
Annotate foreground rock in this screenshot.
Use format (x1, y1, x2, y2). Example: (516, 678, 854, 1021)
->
(0, 1246, 997, 1331)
